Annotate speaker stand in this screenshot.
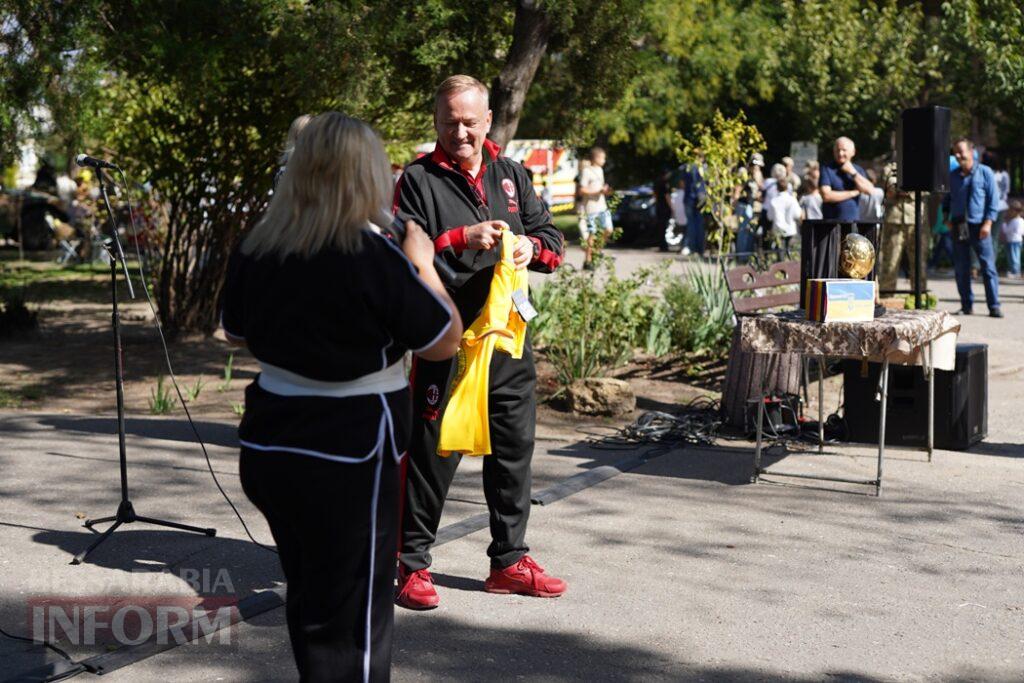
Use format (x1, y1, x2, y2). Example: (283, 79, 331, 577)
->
(913, 190, 923, 309)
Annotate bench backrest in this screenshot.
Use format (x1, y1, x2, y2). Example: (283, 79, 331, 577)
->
(723, 260, 801, 315)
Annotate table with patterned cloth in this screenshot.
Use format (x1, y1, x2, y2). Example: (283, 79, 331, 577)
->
(738, 309, 960, 495)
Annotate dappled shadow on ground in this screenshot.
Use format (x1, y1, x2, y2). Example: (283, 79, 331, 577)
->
(393, 613, 803, 681)
(392, 613, 1006, 682)
(30, 528, 279, 581)
(0, 529, 284, 681)
(0, 305, 253, 414)
(545, 436, 786, 486)
(37, 415, 239, 449)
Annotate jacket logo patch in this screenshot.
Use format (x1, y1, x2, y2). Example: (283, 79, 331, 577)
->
(426, 384, 440, 406)
(502, 178, 516, 198)
(507, 198, 519, 213)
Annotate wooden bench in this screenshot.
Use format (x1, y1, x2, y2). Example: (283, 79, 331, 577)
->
(720, 261, 804, 428)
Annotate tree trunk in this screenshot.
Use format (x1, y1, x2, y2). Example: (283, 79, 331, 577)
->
(488, 0, 553, 148)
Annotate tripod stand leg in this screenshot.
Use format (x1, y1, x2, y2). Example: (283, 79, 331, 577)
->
(72, 520, 123, 565)
(83, 515, 117, 529)
(135, 515, 217, 537)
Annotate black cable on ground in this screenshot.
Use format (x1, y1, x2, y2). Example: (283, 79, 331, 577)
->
(0, 624, 75, 664)
(0, 622, 89, 682)
(116, 170, 276, 556)
(582, 394, 851, 460)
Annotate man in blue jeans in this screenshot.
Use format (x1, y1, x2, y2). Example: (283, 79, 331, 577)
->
(679, 160, 706, 256)
(944, 138, 1002, 318)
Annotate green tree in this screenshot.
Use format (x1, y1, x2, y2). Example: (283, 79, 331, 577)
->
(677, 110, 764, 255)
(774, 0, 933, 156)
(89, 0, 651, 335)
(937, 0, 1024, 143)
(571, 0, 777, 156)
(87, 0, 392, 335)
(0, 1, 105, 169)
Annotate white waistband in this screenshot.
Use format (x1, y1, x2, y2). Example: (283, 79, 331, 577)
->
(257, 361, 407, 398)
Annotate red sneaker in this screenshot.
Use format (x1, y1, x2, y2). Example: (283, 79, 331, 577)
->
(395, 566, 440, 610)
(484, 555, 567, 598)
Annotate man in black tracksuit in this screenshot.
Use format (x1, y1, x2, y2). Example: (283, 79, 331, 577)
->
(394, 75, 567, 609)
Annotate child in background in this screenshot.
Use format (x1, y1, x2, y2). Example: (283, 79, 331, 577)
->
(770, 179, 801, 257)
(1001, 199, 1023, 278)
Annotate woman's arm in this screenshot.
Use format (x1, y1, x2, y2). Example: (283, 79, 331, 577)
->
(401, 221, 463, 361)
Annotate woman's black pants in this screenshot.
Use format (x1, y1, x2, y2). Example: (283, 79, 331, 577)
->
(240, 448, 398, 682)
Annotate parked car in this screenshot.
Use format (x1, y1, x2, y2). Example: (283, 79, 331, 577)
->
(612, 185, 684, 248)
(612, 185, 657, 244)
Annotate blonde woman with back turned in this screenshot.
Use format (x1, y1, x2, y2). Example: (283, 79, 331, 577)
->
(221, 112, 462, 682)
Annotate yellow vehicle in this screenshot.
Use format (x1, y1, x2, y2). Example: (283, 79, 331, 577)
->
(500, 140, 580, 213)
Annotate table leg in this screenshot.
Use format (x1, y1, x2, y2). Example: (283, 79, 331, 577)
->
(818, 354, 826, 454)
(876, 358, 890, 496)
(927, 340, 934, 462)
(802, 356, 811, 414)
(752, 352, 772, 483)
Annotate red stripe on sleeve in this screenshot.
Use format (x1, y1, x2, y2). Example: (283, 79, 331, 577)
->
(434, 226, 467, 254)
(536, 247, 562, 270)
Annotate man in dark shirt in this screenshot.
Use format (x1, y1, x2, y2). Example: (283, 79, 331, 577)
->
(394, 75, 567, 611)
(820, 136, 875, 221)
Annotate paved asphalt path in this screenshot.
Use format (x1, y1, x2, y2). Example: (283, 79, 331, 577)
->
(1, 245, 1021, 682)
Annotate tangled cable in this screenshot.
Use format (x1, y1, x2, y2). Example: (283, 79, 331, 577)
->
(577, 392, 849, 461)
(579, 396, 726, 457)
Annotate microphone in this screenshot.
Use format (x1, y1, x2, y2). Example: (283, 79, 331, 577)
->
(386, 216, 457, 286)
(75, 154, 120, 170)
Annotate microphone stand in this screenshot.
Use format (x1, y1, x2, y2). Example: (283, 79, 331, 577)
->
(73, 168, 215, 565)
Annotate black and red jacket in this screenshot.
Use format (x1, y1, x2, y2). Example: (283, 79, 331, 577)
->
(393, 139, 564, 321)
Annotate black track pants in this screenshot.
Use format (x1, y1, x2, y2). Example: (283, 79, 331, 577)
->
(240, 448, 398, 683)
(400, 342, 537, 571)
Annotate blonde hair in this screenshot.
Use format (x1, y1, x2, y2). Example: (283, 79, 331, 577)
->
(278, 114, 312, 166)
(434, 75, 489, 112)
(244, 112, 392, 260)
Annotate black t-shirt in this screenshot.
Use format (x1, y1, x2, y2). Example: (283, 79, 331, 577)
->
(221, 228, 452, 461)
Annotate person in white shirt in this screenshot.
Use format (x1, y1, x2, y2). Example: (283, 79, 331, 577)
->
(578, 147, 613, 270)
(770, 179, 801, 256)
(1001, 199, 1023, 278)
(761, 163, 786, 252)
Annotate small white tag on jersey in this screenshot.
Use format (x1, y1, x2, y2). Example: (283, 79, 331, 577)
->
(511, 289, 538, 322)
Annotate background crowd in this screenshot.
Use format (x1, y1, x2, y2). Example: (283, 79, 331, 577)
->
(628, 140, 1022, 296)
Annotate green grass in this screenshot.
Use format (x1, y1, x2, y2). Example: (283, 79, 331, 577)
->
(0, 384, 45, 408)
(552, 214, 580, 242)
(0, 259, 111, 303)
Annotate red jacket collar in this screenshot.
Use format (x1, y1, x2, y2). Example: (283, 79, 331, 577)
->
(430, 139, 502, 172)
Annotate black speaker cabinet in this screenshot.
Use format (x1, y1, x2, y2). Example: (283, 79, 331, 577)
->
(898, 106, 951, 193)
(799, 220, 880, 306)
(842, 343, 987, 450)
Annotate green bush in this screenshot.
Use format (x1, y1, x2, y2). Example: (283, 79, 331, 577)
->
(671, 266, 734, 357)
(531, 262, 734, 388)
(532, 262, 665, 386)
(903, 292, 938, 310)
